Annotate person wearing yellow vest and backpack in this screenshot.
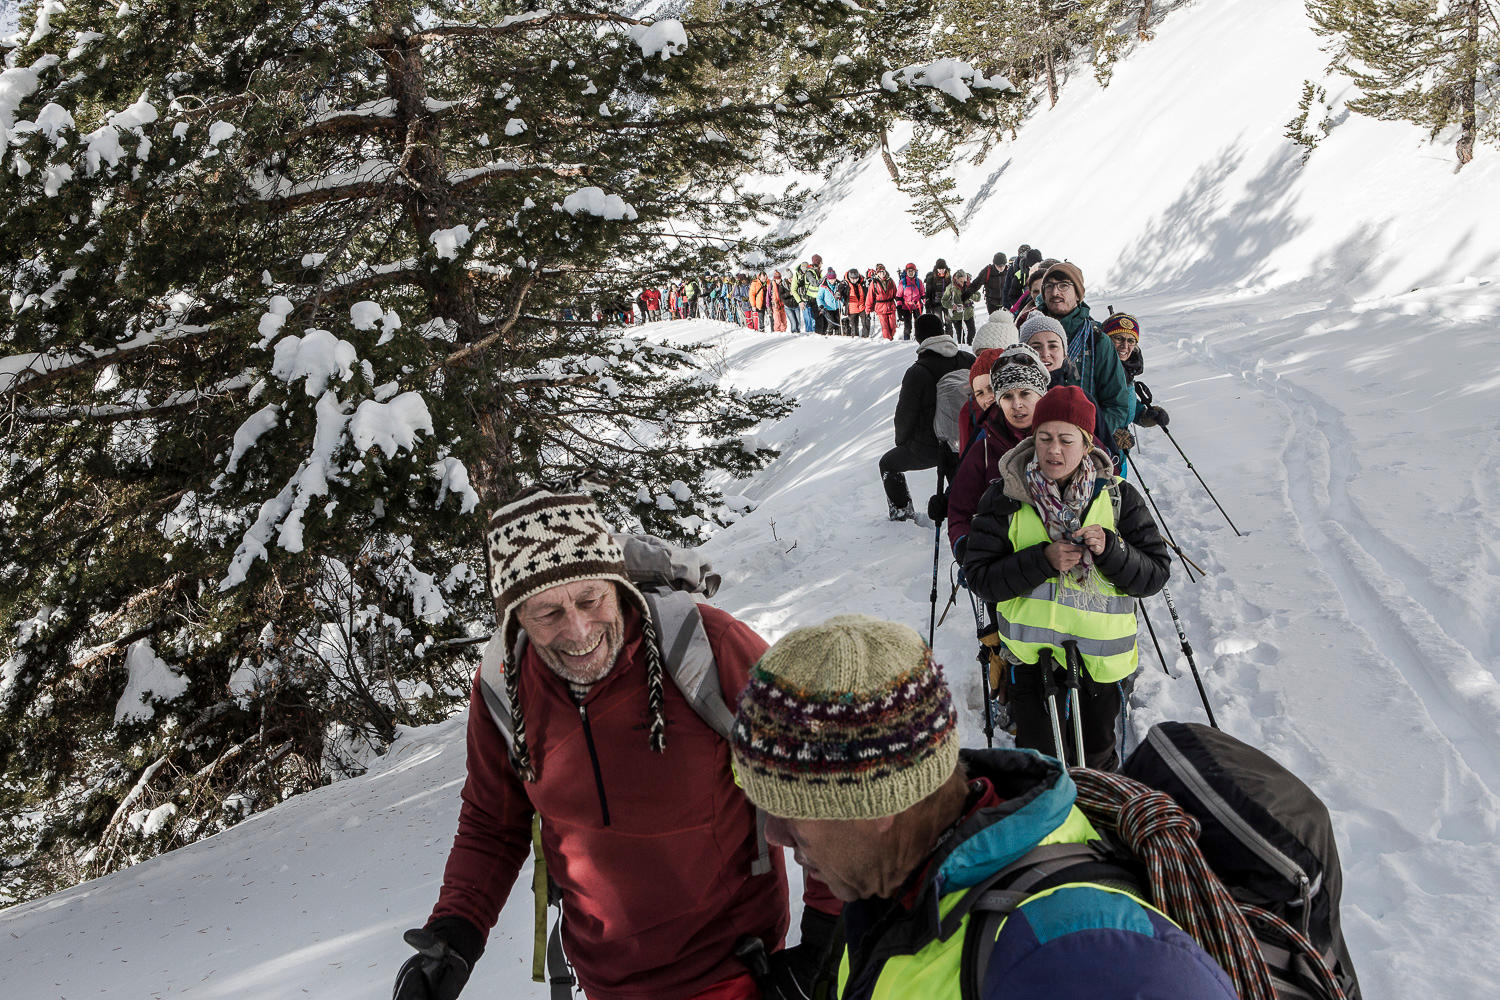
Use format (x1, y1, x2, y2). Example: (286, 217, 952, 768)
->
(962, 386, 1170, 770)
(729, 615, 1237, 1000)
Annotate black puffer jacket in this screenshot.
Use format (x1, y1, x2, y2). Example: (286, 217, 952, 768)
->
(963, 440, 1170, 604)
(893, 336, 976, 452)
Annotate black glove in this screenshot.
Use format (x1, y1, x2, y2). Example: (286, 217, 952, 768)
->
(927, 492, 948, 522)
(1144, 405, 1170, 428)
(394, 920, 482, 1000)
(766, 909, 843, 1000)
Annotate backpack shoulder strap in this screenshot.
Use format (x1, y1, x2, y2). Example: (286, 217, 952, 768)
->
(958, 841, 1144, 1000)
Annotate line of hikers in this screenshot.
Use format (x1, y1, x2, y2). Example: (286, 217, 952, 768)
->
(635, 244, 1052, 345)
(392, 254, 1360, 1000)
(393, 492, 1359, 1000)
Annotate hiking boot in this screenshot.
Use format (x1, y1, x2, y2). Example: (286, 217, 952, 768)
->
(887, 501, 916, 522)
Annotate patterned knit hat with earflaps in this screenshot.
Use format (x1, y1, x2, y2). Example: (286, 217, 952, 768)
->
(485, 489, 665, 781)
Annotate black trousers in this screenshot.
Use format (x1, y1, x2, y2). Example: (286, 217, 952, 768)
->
(1006, 658, 1123, 770)
(899, 308, 915, 340)
(880, 445, 958, 508)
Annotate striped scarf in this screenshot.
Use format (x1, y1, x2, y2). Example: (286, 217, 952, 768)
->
(1025, 454, 1113, 612)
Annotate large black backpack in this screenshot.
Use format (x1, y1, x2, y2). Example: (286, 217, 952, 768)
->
(1121, 722, 1362, 1000)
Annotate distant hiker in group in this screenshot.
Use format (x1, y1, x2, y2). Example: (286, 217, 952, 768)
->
(842, 267, 869, 338)
(791, 258, 822, 334)
(897, 262, 925, 339)
(963, 387, 1171, 770)
(748, 271, 768, 330)
(729, 615, 1239, 1000)
(970, 251, 1009, 316)
(1037, 262, 1132, 466)
(771, 270, 793, 332)
(866, 264, 900, 340)
(394, 491, 838, 1000)
(942, 269, 977, 344)
(818, 268, 843, 335)
(925, 258, 953, 318)
(1005, 245, 1043, 312)
(880, 315, 975, 521)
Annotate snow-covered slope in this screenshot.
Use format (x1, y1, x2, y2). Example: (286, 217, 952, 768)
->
(3, 320, 1498, 997)
(5, 0, 1500, 995)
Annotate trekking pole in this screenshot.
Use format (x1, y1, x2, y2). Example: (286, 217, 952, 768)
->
(1137, 599, 1180, 679)
(969, 589, 996, 748)
(1130, 456, 1206, 581)
(1159, 424, 1242, 537)
(927, 468, 945, 648)
(1159, 584, 1219, 729)
(1039, 649, 1068, 764)
(1062, 641, 1087, 767)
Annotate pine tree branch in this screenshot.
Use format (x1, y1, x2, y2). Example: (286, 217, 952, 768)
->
(404, 11, 651, 43)
(440, 269, 539, 368)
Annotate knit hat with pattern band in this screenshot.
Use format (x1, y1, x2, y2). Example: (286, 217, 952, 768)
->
(730, 615, 958, 821)
(486, 489, 665, 780)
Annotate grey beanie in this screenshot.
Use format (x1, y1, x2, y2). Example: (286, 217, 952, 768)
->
(1019, 313, 1067, 346)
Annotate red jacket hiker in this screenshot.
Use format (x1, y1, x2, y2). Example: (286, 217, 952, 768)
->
(429, 601, 835, 1000)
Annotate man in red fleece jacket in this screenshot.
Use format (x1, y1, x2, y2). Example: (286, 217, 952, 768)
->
(394, 489, 838, 1000)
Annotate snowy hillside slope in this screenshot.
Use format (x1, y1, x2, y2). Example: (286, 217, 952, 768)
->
(5, 0, 1500, 995)
(2, 322, 1498, 998)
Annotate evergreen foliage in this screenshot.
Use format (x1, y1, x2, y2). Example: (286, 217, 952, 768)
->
(1308, 0, 1498, 167)
(895, 125, 964, 237)
(0, 0, 1013, 901)
(1285, 79, 1334, 161)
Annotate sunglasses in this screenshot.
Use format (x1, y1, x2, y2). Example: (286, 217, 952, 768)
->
(992, 353, 1036, 368)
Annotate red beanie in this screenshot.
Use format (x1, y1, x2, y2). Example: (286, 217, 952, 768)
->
(1031, 385, 1096, 434)
(970, 348, 1004, 386)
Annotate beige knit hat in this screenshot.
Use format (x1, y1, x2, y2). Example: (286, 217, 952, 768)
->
(730, 615, 958, 821)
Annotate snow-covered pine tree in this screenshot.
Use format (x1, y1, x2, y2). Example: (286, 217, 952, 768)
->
(0, 1, 1014, 901)
(942, 0, 1136, 109)
(895, 125, 964, 237)
(1309, 0, 1495, 168)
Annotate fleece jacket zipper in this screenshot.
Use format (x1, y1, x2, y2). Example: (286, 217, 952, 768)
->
(578, 704, 610, 827)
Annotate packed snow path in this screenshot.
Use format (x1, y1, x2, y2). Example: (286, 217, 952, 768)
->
(2, 315, 1497, 998)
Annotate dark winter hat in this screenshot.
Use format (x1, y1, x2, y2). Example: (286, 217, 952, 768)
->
(485, 489, 663, 780)
(915, 313, 946, 342)
(730, 615, 958, 821)
(1101, 312, 1142, 342)
(1031, 385, 1097, 435)
(1019, 313, 1067, 346)
(826, 268, 837, 278)
(990, 345, 1050, 399)
(934, 258, 949, 271)
(1042, 261, 1086, 301)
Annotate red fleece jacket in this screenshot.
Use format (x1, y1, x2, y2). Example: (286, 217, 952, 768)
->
(429, 603, 834, 1000)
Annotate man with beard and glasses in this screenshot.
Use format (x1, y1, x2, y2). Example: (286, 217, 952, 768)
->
(395, 490, 839, 1000)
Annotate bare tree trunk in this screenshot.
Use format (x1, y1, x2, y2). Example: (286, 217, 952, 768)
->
(1044, 50, 1058, 107)
(1455, 0, 1479, 167)
(880, 129, 901, 182)
(1138, 0, 1154, 39)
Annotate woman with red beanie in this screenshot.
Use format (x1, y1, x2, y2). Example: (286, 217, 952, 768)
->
(961, 386, 1170, 770)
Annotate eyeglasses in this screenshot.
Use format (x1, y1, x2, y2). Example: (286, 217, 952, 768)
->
(1042, 279, 1074, 291)
(1109, 334, 1138, 347)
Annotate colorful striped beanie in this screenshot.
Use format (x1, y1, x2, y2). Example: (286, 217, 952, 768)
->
(730, 615, 958, 820)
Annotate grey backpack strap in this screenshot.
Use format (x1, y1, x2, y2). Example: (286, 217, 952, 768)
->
(645, 590, 772, 876)
(477, 631, 522, 764)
